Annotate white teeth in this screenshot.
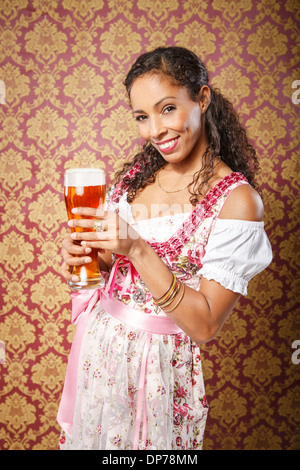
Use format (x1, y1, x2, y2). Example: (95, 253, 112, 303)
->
(158, 138, 177, 150)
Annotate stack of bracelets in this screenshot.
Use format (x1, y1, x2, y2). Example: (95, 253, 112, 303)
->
(153, 273, 185, 313)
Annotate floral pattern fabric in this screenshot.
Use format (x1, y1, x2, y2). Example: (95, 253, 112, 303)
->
(60, 171, 249, 450)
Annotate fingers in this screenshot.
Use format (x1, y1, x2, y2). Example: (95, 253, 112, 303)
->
(62, 247, 92, 266)
(68, 209, 110, 238)
(60, 228, 100, 284)
(60, 240, 93, 283)
(67, 213, 108, 232)
(68, 220, 109, 235)
(62, 235, 92, 256)
(60, 261, 79, 283)
(61, 236, 92, 271)
(70, 231, 108, 241)
(71, 207, 107, 218)
(68, 218, 95, 230)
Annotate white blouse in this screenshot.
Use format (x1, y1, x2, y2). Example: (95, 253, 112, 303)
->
(198, 218, 272, 295)
(110, 192, 273, 296)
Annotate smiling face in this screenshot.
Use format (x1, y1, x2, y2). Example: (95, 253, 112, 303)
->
(130, 73, 209, 169)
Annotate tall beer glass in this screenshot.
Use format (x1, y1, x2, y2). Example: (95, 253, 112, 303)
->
(64, 168, 106, 290)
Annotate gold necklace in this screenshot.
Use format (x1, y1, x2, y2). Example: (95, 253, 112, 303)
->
(157, 169, 192, 193)
(156, 156, 221, 194)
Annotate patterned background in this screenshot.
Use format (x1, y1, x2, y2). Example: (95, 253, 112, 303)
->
(0, 0, 299, 450)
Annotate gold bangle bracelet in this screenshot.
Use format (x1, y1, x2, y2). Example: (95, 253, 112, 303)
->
(156, 281, 181, 308)
(164, 283, 185, 313)
(153, 273, 177, 305)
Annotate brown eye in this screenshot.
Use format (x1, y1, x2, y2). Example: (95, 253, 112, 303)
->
(163, 105, 176, 114)
(135, 115, 147, 122)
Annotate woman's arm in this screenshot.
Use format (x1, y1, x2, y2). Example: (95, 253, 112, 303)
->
(69, 185, 264, 344)
(126, 236, 241, 343)
(125, 185, 264, 343)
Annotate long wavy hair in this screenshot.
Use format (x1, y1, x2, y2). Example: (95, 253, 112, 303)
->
(115, 46, 260, 205)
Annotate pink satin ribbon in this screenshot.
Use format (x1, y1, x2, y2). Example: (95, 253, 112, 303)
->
(105, 254, 139, 298)
(57, 258, 183, 449)
(57, 288, 101, 437)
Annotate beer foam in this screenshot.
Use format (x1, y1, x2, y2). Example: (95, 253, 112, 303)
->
(65, 168, 105, 187)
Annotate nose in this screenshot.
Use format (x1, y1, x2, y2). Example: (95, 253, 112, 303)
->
(149, 115, 166, 140)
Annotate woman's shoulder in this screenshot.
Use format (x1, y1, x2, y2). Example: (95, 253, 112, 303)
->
(206, 161, 264, 222)
(219, 182, 264, 222)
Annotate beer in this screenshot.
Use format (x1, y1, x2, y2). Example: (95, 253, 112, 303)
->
(64, 168, 106, 290)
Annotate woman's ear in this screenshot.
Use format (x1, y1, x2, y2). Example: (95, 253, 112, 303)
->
(198, 85, 211, 114)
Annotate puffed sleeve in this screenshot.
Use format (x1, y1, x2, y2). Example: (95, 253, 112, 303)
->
(198, 218, 273, 295)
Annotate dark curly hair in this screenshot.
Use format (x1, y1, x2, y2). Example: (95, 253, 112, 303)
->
(115, 46, 260, 205)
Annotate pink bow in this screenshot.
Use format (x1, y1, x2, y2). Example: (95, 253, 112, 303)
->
(106, 255, 139, 298)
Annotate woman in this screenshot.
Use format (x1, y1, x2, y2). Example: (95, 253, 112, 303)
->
(58, 47, 272, 450)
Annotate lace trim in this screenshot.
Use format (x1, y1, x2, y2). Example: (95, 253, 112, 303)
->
(200, 267, 248, 295)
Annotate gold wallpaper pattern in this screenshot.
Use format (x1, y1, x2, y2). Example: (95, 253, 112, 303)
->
(0, 0, 299, 450)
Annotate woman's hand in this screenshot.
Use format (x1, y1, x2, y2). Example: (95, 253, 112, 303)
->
(60, 234, 93, 284)
(67, 207, 141, 260)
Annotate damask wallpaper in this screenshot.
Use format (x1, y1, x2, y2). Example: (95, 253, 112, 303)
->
(0, 0, 299, 450)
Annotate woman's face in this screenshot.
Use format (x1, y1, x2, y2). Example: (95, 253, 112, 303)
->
(130, 73, 208, 167)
